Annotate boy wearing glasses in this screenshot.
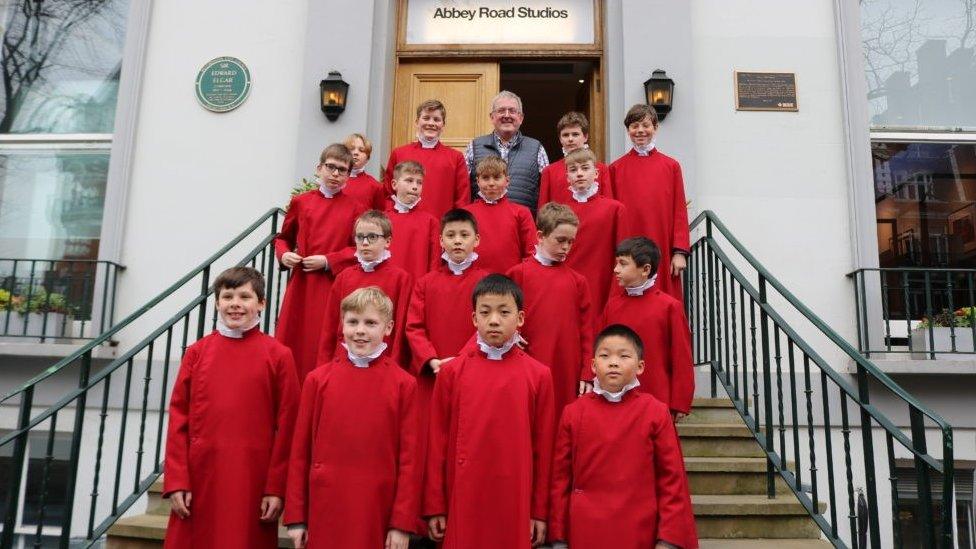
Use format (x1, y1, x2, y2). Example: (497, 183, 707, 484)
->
(317, 210, 414, 369)
(275, 144, 366, 382)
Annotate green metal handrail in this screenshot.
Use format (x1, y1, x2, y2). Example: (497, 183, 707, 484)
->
(0, 208, 287, 548)
(687, 210, 954, 548)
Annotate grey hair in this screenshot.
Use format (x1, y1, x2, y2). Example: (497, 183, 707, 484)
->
(490, 90, 523, 114)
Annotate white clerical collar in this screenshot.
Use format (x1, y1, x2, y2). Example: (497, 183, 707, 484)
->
(625, 275, 657, 296)
(561, 144, 589, 157)
(442, 251, 478, 275)
(417, 134, 439, 149)
(634, 142, 657, 156)
(477, 333, 519, 360)
(356, 249, 392, 272)
(341, 342, 388, 368)
(570, 183, 599, 203)
(216, 314, 261, 339)
(533, 245, 561, 266)
(477, 190, 508, 205)
(318, 180, 345, 198)
(391, 194, 420, 213)
(592, 377, 641, 402)
(349, 167, 365, 178)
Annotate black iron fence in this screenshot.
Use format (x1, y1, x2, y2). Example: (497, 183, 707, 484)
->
(0, 208, 287, 548)
(849, 267, 976, 359)
(0, 259, 124, 341)
(687, 212, 954, 548)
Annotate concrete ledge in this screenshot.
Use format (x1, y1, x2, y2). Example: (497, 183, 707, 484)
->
(0, 340, 117, 359)
(700, 540, 830, 548)
(849, 359, 976, 375)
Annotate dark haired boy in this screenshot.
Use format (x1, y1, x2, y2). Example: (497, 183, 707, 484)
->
(275, 143, 366, 381)
(537, 111, 612, 209)
(599, 237, 694, 419)
(549, 324, 698, 549)
(608, 104, 690, 302)
(164, 267, 300, 548)
(425, 274, 555, 549)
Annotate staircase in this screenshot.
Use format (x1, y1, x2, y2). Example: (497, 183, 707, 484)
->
(103, 397, 830, 548)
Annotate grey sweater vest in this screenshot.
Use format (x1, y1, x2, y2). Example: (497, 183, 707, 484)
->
(469, 133, 544, 210)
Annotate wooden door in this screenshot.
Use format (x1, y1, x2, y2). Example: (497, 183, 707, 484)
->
(391, 61, 499, 154)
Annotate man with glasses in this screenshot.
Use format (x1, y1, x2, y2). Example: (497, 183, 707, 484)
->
(465, 90, 549, 212)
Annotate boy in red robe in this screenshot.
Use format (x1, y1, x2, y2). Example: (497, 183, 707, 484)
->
(600, 237, 694, 418)
(285, 287, 420, 549)
(318, 210, 414, 367)
(384, 99, 470, 219)
(608, 104, 690, 302)
(562, 148, 629, 314)
(506, 202, 594, 420)
(537, 111, 612, 209)
(463, 156, 537, 273)
(549, 324, 698, 549)
(386, 160, 441, 279)
(344, 133, 388, 210)
(275, 143, 365, 382)
(164, 267, 300, 549)
(425, 274, 555, 549)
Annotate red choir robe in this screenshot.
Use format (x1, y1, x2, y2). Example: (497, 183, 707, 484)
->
(274, 190, 364, 382)
(549, 391, 698, 549)
(565, 194, 629, 315)
(608, 149, 690, 302)
(317, 259, 414, 368)
(284, 354, 421, 548)
(600, 287, 694, 414)
(386, 205, 441, 280)
(506, 257, 594, 420)
(384, 141, 470, 219)
(345, 171, 388, 210)
(163, 328, 300, 549)
(424, 346, 555, 549)
(537, 158, 612, 209)
(463, 197, 537, 273)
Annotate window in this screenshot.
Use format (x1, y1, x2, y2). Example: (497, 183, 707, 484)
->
(0, 0, 130, 261)
(895, 466, 975, 547)
(0, 430, 72, 545)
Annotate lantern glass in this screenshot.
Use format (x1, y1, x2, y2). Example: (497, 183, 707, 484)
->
(643, 70, 675, 120)
(320, 71, 349, 121)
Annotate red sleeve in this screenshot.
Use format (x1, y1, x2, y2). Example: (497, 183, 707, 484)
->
(263, 347, 301, 497)
(390, 377, 422, 533)
(162, 345, 199, 497)
(671, 162, 690, 254)
(598, 163, 613, 196)
(274, 196, 300, 263)
(423, 362, 456, 517)
(283, 372, 320, 525)
(324, 246, 358, 275)
(518, 208, 539, 260)
(668, 301, 695, 415)
(614, 202, 630, 246)
(317, 282, 343, 364)
(428, 218, 441, 272)
(652, 406, 698, 549)
(373, 182, 389, 211)
(537, 166, 552, 210)
(531, 367, 556, 521)
(383, 150, 398, 197)
(606, 163, 618, 200)
(547, 406, 574, 542)
(405, 278, 438, 375)
(391, 274, 416, 369)
(577, 276, 595, 382)
(454, 151, 471, 208)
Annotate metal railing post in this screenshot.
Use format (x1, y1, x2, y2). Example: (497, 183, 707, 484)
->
(856, 363, 882, 548)
(59, 350, 92, 547)
(197, 266, 210, 340)
(706, 219, 718, 398)
(909, 408, 936, 548)
(1, 387, 34, 549)
(759, 275, 775, 498)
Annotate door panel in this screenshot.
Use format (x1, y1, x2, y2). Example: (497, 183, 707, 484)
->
(392, 61, 500, 154)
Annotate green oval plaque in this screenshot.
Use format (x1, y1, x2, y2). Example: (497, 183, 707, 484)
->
(195, 56, 251, 112)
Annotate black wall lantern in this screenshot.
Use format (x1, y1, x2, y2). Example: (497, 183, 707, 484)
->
(320, 71, 349, 121)
(643, 69, 675, 121)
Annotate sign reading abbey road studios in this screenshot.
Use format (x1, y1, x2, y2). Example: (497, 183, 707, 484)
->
(195, 57, 252, 113)
(734, 71, 798, 112)
(405, 0, 595, 45)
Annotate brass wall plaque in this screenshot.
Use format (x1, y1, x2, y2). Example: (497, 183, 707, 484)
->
(734, 71, 798, 112)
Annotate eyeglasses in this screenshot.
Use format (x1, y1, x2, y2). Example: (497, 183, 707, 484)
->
(322, 162, 350, 175)
(354, 232, 384, 244)
(492, 107, 521, 116)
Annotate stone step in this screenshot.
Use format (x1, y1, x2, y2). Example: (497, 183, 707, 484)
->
(685, 397, 743, 424)
(693, 494, 823, 539)
(678, 423, 765, 458)
(107, 513, 293, 548)
(700, 539, 831, 548)
(685, 457, 789, 495)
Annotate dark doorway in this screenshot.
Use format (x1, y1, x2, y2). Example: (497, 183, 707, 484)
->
(500, 60, 597, 165)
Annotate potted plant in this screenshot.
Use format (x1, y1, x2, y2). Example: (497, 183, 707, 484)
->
(0, 288, 74, 340)
(911, 307, 976, 360)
